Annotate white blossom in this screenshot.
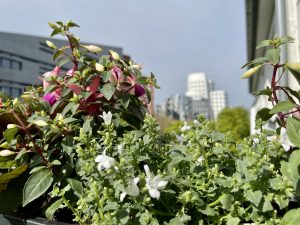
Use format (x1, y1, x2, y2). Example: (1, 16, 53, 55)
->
(117, 144, 124, 155)
(180, 122, 191, 132)
(100, 111, 113, 126)
(120, 177, 140, 202)
(95, 153, 116, 171)
(144, 165, 168, 200)
(193, 120, 201, 127)
(280, 127, 294, 152)
(197, 156, 204, 165)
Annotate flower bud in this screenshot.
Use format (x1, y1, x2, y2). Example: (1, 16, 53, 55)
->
(21, 94, 33, 102)
(286, 62, 300, 72)
(241, 64, 262, 79)
(7, 124, 17, 129)
(0, 150, 15, 157)
(46, 40, 57, 49)
(84, 45, 103, 53)
(132, 64, 142, 70)
(43, 66, 60, 89)
(95, 63, 104, 72)
(109, 66, 124, 85)
(109, 50, 120, 61)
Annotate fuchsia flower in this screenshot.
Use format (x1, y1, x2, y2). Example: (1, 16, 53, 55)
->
(42, 66, 61, 106)
(43, 93, 57, 106)
(68, 75, 102, 114)
(66, 66, 76, 76)
(109, 66, 124, 85)
(126, 76, 146, 97)
(43, 66, 60, 89)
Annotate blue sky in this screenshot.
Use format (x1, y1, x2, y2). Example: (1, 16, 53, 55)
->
(0, 0, 253, 108)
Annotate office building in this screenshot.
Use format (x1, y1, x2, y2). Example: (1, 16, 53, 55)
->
(210, 90, 228, 119)
(0, 32, 122, 97)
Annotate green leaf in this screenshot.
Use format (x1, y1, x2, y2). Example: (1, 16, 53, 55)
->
(48, 22, 58, 30)
(286, 117, 300, 147)
(3, 127, 18, 143)
(278, 36, 294, 45)
(280, 150, 300, 189)
(44, 84, 58, 94)
(220, 194, 234, 211)
(57, 57, 71, 67)
(269, 101, 297, 114)
(0, 165, 27, 192)
(67, 178, 83, 196)
(226, 215, 240, 225)
(62, 136, 73, 155)
(266, 48, 280, 64)
(254, 87, 272, 96)
(23, 168, 53, 206)
(281, 208, 300, 225)
(256, 108, 273, 121)
(45, 198, 65, 220)
(241, 57, 268, 69)
(100, 83, 116, 100)
(83, 117, 93, 133)
(245, 190, 262, 207)
(256, 39, 272, 49)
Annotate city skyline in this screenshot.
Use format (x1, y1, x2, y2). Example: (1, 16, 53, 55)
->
(0, 1, 253, 108)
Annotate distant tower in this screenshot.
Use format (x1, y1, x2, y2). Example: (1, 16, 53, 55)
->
(185, 73, 212, 119)
(210, 90, 228, 119)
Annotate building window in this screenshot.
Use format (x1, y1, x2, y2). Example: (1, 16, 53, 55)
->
(0, 57, 22, 70)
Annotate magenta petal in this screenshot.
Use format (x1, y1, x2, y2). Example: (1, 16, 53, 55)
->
(43, 93, 57, 106)
(135, 84, 145, 97)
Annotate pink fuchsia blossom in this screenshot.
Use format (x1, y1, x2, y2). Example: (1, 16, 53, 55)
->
(109, 66, 124, 85)
(126, 76, 146, 97)
(43, 92, 57, 106)
(66, 66, 76, 76)
(43, 66, 60, 90)
(67, 75, 102, 114)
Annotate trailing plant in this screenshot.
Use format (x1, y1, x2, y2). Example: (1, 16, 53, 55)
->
(0, 20, 157, 220)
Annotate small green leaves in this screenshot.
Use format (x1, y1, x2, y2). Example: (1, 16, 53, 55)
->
(286, 117, 300, 147)
(269, 101, 297, 114)
(32, 120, 48, 127)
(281, 208, 300, 225)
(245, 190, 262, 207)
(23, 168, 53, 206)
(241, 65, 262, 79)
(256, 39, 272, 49)
(45, 198, 65, 220)
(4, 126, 18, 143)
(100, 83, 116, 100)
(266, 48, 281, 65)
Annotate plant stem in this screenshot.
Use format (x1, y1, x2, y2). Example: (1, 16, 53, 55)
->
(10, 110, 51, 168)
(271, 64, 286, 127)
(66, 33, 78, 70)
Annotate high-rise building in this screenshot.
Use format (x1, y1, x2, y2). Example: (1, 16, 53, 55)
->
(185, 72, 214, 119)
(210, 90, 228, 119)
(0, 32, 123, 98)
(158, 73, 228, 121)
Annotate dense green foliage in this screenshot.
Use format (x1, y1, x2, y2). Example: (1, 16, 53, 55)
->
(0, 23, 300, 225)
(215, 107, 250, 141)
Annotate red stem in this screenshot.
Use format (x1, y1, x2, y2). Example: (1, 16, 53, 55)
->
(66, 33, 78, 71)
(10, 110, 51, 169)
(271, 64, 286, 127)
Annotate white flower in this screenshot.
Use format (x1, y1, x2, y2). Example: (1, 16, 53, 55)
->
(197, 156, 204, 165)
(280, 127, 294, 152)
(144, 165, 168, 200)
(117, 144, 124, 155)
(193, 120, 200, 127)
(120, 177, 140, 202)
(95, 153, 116, 171)
(100, 111, 113, 126)
(180, 122, 191, 132)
